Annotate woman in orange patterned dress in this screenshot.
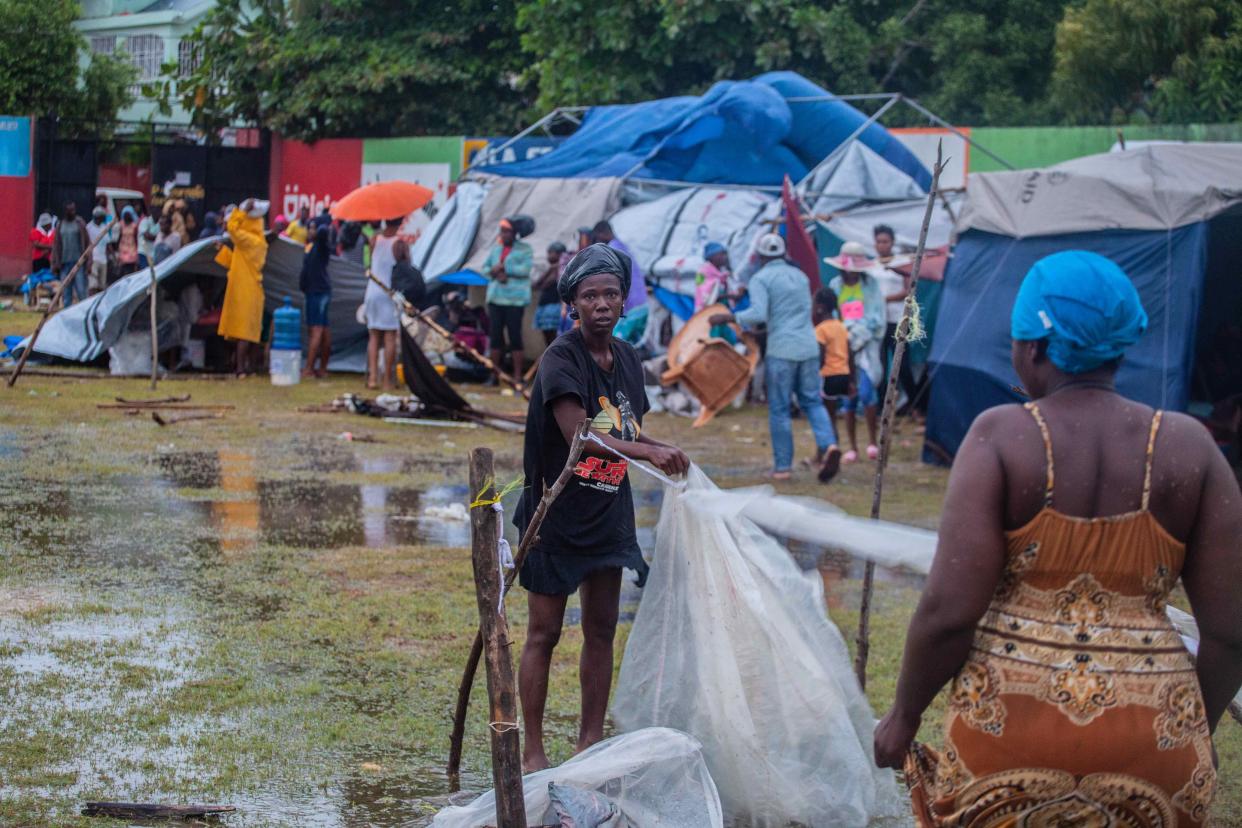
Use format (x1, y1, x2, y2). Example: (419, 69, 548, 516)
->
(874, 251, 1242, 827)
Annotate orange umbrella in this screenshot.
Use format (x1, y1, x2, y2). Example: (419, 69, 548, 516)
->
(330, 180, 434, 221)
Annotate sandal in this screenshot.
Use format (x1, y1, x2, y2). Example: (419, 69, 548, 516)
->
(842, 450, 858, 464)
(767, 470, 793, 481)
(817, 446, 842, 484)
(866, 444, 880, 460)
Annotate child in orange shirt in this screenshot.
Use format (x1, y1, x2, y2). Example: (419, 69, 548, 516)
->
(814, 288, 854, 450)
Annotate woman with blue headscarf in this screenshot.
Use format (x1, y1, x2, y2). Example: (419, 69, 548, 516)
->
(875, 251, 1242, 826)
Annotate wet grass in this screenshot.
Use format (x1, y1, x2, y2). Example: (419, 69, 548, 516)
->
(0, 368, 1238, 825)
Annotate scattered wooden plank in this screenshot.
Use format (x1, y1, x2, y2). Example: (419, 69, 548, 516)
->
(152, 411, 227, 426)
(97, 403, 234, 410)
(116, 394, 191, 404)
(82, 802, 236, 819)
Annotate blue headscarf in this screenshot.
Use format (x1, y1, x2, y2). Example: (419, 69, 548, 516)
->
(703, 241, 726, 259)
(1010, 250, 1148, 374)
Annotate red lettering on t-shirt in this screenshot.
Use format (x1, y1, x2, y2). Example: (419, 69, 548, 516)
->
(574, 456, 629, 487)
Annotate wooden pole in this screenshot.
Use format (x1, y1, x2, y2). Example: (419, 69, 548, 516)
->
(149, 261, 159, 390)
(448, 419, 590, 787)
(7, 218, 114, 388)
(367, 271, 530, 399)
(467, 448, 527, 828)
(854, 142, 947, 691)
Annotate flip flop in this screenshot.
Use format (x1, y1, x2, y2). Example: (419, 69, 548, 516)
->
(866, 444, 880, 460)
(842, 450, 858, 464)
(767, 470, 793, 481)
(817, 446, 842, 483)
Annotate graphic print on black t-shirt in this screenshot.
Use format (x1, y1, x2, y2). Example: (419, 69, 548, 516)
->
(515, 330, 650, 557)
(577, 390, 642, 494)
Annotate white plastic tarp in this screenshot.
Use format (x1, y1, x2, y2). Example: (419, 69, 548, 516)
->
(17, 235, 372, 372)
(957, 143, 1242, 237)
(431, 727, 723, 828)
(609, 187, 774, 287)
(411, 181, 488, 282)
(612, 467, 906, 827)
(803, 141, 928, 217)
(461, 175, 624, 272)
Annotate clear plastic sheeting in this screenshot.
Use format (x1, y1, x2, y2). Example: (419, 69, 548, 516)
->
(613, 467, 907, 827)
(431, 727, 722, 828)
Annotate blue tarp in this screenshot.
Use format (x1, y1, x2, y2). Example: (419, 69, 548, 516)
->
(924, 226, 1209, 462)
(476, 72, 930, 189)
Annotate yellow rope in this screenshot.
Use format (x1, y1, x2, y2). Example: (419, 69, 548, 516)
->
(469, 475, 525, 509)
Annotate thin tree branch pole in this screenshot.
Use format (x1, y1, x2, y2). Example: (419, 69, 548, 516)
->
(7, 218, 114, 388)
(854, 142, 947, 691)
(467, 448, 527, 828)
(448, 419, 590, 787)
(366, 271, 530, 399)
(149, 261, 159, 390)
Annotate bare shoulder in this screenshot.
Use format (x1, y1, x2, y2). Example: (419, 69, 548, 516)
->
(967, 403, 1032, 443)
(1155, 411, 1218, 469)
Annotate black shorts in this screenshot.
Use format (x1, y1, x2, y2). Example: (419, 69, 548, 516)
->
(488, 303, 525, 351)
(822, 374, 851, 397)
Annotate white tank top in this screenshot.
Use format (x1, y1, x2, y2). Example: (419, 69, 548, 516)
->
(370, 234, 397, 287)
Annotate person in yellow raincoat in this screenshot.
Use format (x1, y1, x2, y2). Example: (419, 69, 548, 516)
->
(216, 199, 270, 376)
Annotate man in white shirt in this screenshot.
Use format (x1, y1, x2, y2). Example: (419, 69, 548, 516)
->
(85, 206, 113, 294)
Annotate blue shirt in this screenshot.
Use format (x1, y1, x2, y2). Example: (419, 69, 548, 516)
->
(483, 240, 534, 307)
(735, 259, 818, 362)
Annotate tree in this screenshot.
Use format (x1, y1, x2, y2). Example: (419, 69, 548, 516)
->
(169, 0, 532, 141)
(0, 0, 135, 134)
(515, 0, 1067, 126)
(1052, 0, 1242, 123)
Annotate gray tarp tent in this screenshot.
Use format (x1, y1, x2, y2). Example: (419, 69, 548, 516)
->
(17, 235, 372, 372)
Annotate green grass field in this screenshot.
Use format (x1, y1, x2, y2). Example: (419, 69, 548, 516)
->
(0, 304, 1238, 826)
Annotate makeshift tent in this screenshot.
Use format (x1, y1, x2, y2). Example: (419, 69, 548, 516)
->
(925, 144, 1242, 462)
(474, 71, 929, 189)
(15, 236, 373, 372)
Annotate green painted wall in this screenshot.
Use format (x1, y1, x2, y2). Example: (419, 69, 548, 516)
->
(362, 136, 464, 178)
(969, 124, 1242, 172)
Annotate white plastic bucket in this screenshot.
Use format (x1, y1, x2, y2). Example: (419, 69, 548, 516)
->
(270, 348, 301, 386)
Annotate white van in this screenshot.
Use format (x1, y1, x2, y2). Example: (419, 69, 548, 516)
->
(96, 187, 146, 219)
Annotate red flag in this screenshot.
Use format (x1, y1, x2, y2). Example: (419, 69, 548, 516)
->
(781, 175, 821, 294)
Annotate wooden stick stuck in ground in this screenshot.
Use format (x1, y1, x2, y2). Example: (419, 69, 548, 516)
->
(467, 448, 528, 828)
(447, 419, 590, 787)
(855, 141, 947, 691)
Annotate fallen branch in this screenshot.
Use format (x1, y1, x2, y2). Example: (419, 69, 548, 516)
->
(447, 418, 591, 788)
(152, 411, 227, 426)
(116, 394, 190, 404)
(855, 140, 947, 691)
(82, 802, 235, 819)
(97, 403, 234, 410)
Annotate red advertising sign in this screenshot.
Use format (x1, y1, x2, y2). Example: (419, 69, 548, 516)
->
(271, 137, 363, 221)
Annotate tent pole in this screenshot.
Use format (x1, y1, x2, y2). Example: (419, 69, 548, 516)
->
(794, 94, 902, 193)
(855, 141, 946, 690)
(149, 262, 159, 390)
(475, 108, 569, 167)
(900, 97, 1017, 171)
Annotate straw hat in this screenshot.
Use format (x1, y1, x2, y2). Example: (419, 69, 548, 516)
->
(823, 241, 877, 272)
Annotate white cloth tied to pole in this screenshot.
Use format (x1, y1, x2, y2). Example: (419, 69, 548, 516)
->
(492, 501, 513, 616)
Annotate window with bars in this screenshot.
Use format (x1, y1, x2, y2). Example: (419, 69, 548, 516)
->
(124, 34, 164, 81)
(90, 36, 117, 56)
(177, 40, 201, 78)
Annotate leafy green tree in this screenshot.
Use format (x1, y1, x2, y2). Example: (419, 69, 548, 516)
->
(1052, 0, 1242, 123)
(515, 0, 1065, 126)
(169, 0, 532, 141)
(0, 0, 135, 133)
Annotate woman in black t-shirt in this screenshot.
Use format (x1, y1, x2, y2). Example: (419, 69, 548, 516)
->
(515, 243, 689, 773)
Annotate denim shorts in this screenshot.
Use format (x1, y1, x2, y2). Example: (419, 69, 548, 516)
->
(304, 292, 331, 327)
(839, 369, 878, 413)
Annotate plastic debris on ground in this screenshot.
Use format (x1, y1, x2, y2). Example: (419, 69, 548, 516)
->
(613, 466, 908, 827)
(430, 727, 722, 828)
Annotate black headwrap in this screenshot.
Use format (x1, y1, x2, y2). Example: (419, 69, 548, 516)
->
(558, 242, 632, 304)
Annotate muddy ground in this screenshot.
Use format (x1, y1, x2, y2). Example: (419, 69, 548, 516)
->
(1, 309, 1239, 826)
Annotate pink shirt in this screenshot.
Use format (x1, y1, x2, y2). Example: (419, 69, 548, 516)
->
(694, 262, 730, 311)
